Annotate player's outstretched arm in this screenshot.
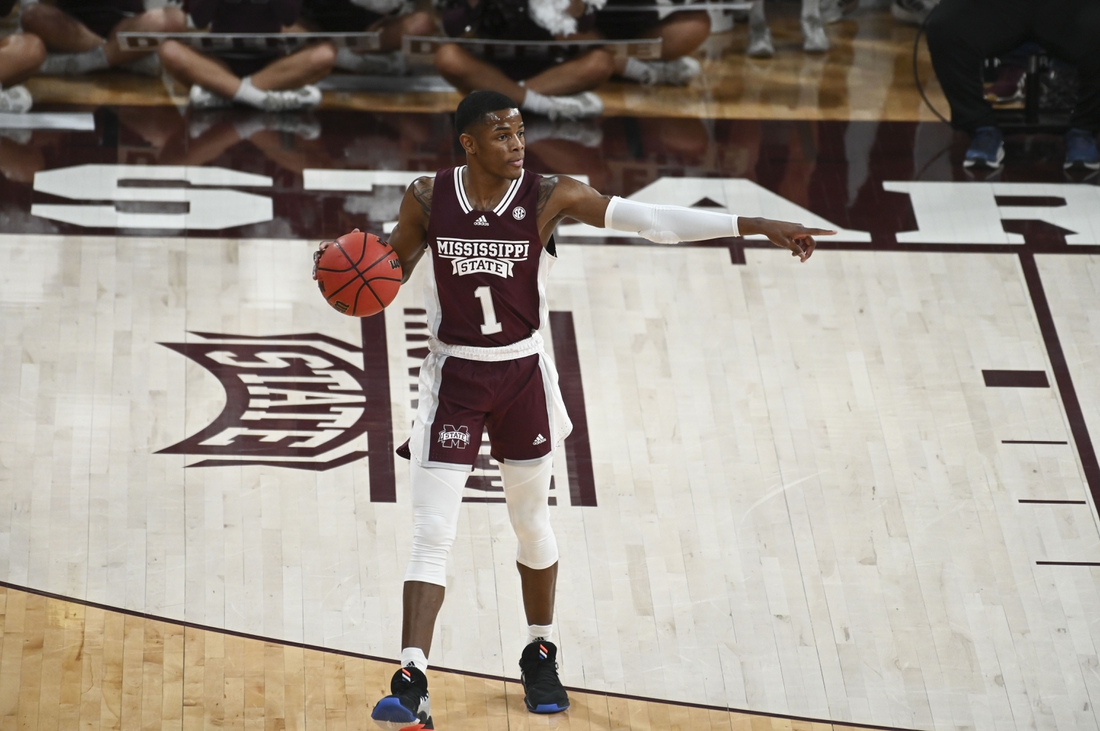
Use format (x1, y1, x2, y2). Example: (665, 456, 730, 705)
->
(386, 176, 434, 282)
(543, 176, 834, 263)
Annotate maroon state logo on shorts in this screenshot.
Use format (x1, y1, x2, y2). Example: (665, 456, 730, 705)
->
(438, 424, 471, 449)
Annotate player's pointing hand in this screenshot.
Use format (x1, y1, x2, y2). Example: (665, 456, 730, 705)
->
(739, 218, 836, 262)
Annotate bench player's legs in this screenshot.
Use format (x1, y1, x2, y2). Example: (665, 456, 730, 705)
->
(0, 34, 47, 85)
(159, 41, 335, 96)
(22, 3, 185, 72)
(607, 11, 710, 86)
(105, 8, 188, 66)
(159, 40, 334, 110)
(434, 43, 610, 120)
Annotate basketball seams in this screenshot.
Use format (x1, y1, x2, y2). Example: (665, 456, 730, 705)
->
(333, 243, 369, 282)
(333, 231, 370, 269)
(350, 280, 367, 314)
(363, 281, 385, 310)
(316, 239, 356, 273)
(324, 276, 361, 300)
(362, 248, 398, 275)
(330, 241, 382, 305)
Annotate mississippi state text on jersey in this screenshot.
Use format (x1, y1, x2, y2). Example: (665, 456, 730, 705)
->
(424, 166, 553, 347)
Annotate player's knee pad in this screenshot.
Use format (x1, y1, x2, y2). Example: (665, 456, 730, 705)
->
(500, 457, 559, 570)
(404, 459, 468, 587)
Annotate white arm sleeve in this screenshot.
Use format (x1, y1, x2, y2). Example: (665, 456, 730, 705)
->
(603, 196, 740, 244)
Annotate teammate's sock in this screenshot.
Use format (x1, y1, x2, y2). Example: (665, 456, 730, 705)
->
(124, 52, 162, 77)
(400, 646, 429, 673)
(527, 623, 554, 644)
(621, 57, 655, 84)
(39, 46, 109, 75)
(232, 76, 269, 109)
(335, 47, 405, 75)
(520, 88, 555, 117)
(335, 47, 364, 71)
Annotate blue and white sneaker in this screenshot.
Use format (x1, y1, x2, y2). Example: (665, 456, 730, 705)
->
(964, 126, 1005, 169)
(371, 665, 433, 730)
(1064, 128, 1100, 170)
(519, 640, 570, 714)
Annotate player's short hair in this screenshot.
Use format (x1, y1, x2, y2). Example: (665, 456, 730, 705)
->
(455, 90, 519, 135)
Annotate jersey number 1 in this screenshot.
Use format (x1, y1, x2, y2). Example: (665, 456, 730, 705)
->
(474, 286, 502, 335)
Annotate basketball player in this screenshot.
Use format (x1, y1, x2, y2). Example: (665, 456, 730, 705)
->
(320, 90, 832, 730)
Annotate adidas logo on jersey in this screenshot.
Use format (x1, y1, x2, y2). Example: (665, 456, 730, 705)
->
(532, 434, 546, 446)
(473, 214, 489, 226)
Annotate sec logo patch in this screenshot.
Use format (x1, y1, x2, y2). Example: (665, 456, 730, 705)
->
(512, 206, 526, 221)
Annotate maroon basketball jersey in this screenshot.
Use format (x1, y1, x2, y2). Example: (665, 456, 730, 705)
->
(424, 166, 552, 347)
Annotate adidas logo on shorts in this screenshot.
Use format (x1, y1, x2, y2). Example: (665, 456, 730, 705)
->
(474, 214, 489, 226)
(532, 434, 546, 446)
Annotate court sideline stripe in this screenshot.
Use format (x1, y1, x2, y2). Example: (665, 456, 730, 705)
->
(1018, 499, 1087, 505)
(0, 578, 922, 731)
(1036, 561, 1100, 566)
(1018, 253, 1100, 523)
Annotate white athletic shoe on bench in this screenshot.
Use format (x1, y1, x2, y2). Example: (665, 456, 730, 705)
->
(0, 85, 33, 114)
(644, 57, 701, 86)
(261, 85, 322, 113)
(545, 91, 603, 121)
(189, 85, 233, 109)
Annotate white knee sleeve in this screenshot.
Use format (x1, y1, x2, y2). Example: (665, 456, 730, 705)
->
(501, 457, 559, 570)
(404, 460, 468, 587)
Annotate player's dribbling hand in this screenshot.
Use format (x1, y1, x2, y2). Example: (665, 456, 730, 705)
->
(742, 219, 835, 262)
(312, 228, 360, 280)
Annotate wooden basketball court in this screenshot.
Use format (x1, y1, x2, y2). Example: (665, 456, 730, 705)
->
(1, 4, 1099, 730)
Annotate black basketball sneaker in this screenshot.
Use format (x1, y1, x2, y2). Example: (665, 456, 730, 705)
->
(371, 664, 433, 730)
(519, 640, 570, 713)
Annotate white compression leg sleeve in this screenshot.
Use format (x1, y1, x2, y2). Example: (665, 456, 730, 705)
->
(501, 457, 559, 570)
(604, 195, 741, 244)
(404, 460, 469, 587)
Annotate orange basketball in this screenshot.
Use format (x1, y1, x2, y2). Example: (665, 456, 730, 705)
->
(314, 230, 402, 317)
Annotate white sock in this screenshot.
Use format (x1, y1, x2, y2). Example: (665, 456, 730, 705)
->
(125, 52, 162, 77)
(85, 46, 109, 72)
(520, 88, 554, 116)
(334, 48, 404, 75)
(40, 45, 109, 75)
(400, 646, 429, 673)
(622, 57, 653, 82)
(232, 76, 268, 109)
(527, 623, 553, 644)
(335, 47, 362, 71)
